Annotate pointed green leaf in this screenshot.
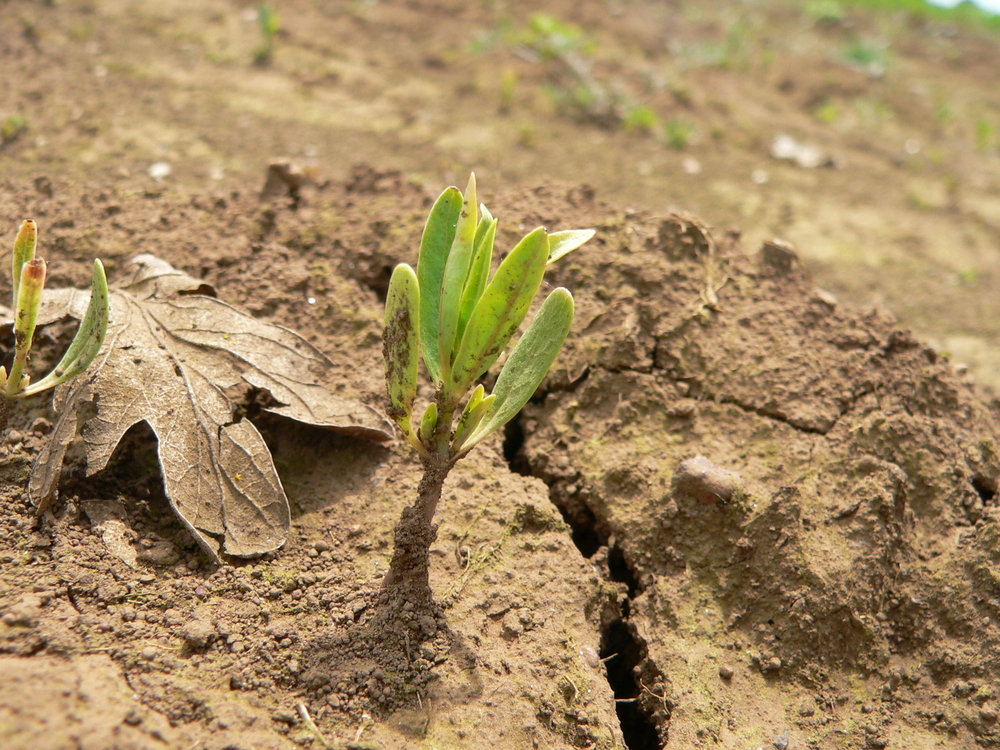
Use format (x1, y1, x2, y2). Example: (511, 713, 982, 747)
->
(417, 187, 463, 385)
(6, 258, 46, 396)
(438, 174, 478, 381)
(455, 213, 497, 346)
(381, 264, 420, 428)
(12, 219, 37, 307)
(453, 390, 495, 455)
(463, 288, 574, 451)
(547, 229, 595, 264)
(418, 401, 438, 444)
(22, 259, 110, 397)
(449, 227, 550, 395)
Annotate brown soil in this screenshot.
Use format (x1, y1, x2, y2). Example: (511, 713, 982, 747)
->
(2, 1, 1000, 749)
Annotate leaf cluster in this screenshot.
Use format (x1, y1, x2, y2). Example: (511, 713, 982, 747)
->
(384, 175, 593, 463)
(1, 220, 109, 401)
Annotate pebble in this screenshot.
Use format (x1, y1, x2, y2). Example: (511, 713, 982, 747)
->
(179, 618, 216, 649)
(674, 456, 742, 503)
(719, 665, 734, 680)
(980, 707, 998, 723)
(765, 657, 783, 672)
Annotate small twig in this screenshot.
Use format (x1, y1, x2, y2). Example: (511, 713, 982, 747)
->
(296, 702, 332, 749)
(353, 711, 373, 743)
(639, 678, 671, 711)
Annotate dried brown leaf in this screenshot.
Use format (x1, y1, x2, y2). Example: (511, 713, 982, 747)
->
(19, 254, 391, 562)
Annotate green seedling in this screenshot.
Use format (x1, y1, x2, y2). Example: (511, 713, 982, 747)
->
(0, 220, 110, 431)
(381, 175, 593, 592)
(253, 3, 280, 66)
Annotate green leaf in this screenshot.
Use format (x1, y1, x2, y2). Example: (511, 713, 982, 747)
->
(6, 258, 46, 396)
(380, 264, 420, 428)
(22, 259, 111, 397)
(449, 227, 550, 395)
(417, 187, 463, 385)
(438, 174, 479, 381)
(546, 228, 595, 264)
(453, 388, 495, 454)
(455, 211, 497, 347)
(418, 400, 438, 444)
(462, 287, 574, 452)
(11, 219, 37, 308)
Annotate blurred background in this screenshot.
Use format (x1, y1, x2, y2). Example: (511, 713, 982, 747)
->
(1, 0, 999, 389)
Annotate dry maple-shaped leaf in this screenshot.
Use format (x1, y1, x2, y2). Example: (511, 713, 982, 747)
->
(18, 254, 392, 563)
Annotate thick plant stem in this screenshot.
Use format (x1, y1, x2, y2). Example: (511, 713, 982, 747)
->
(382, 459, 452, 593)
(382, 392, 457, 594)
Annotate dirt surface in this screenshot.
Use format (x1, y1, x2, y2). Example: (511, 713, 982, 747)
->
(2, 1, 1000, 749)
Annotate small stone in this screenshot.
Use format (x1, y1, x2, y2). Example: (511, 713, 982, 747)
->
(719, 665, 734, 680)
(980, 707, 998, 723)
(766, 657, 783, 672)
(861, 704, 875, 714)
(137, 539, 181, 567)
(674, 456, 742, 504)
(140, 647, 157, 660)
(179, 619, 216, 649)
(798, 697, 816, 716)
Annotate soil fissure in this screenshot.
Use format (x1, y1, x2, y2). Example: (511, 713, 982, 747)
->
(504, 413, 665, 749)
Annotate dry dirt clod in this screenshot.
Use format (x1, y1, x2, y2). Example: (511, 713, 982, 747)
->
(673, 456, 743, 504)
(179, 619, 217, 650)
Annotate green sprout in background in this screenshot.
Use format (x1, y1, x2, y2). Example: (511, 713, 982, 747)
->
(254, 3, 281, 66)
(0, 220, 110, 431)
(382, 175, 593, 596)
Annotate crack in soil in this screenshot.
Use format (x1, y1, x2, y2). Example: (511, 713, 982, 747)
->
(503, 414, 665, 749)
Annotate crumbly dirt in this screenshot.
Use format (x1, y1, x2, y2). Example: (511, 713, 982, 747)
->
(2, 167, 999, 750)
(2, 2, 1000, 749)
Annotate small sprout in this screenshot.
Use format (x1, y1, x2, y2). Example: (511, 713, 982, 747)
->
(381, 175, 594, 594)
(0, 220, 110, 430)
(253, 3, 281, 66)
(0, 115, 28, 147)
